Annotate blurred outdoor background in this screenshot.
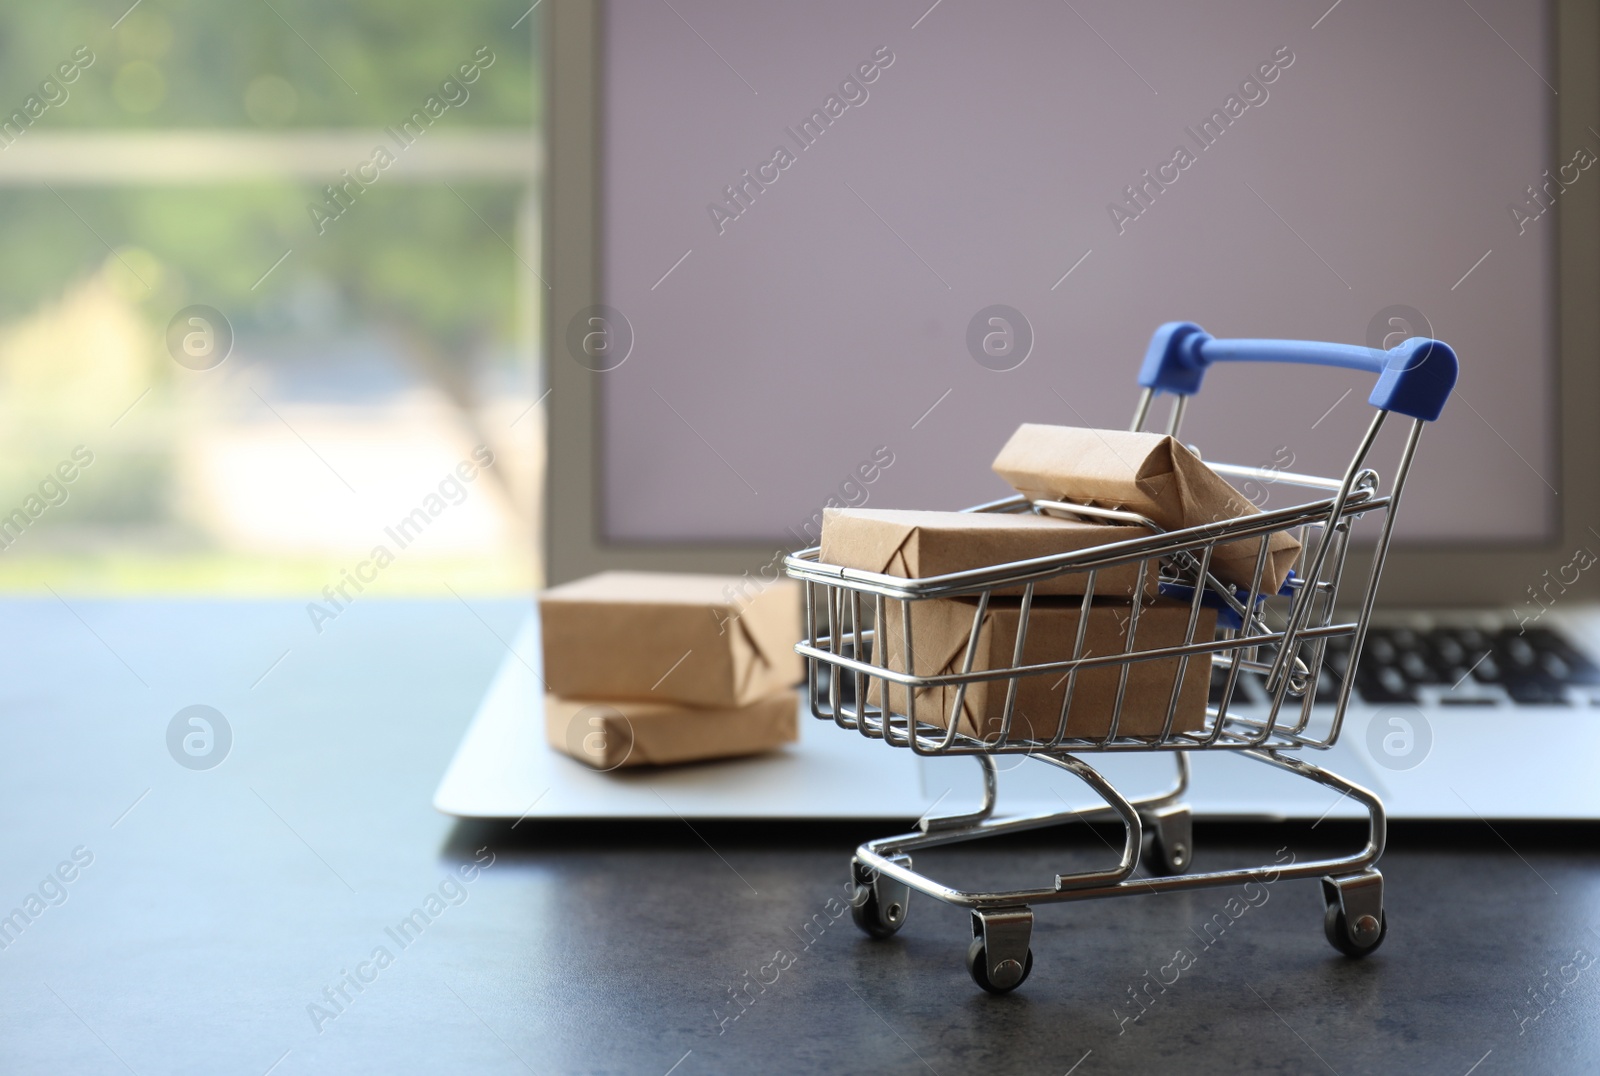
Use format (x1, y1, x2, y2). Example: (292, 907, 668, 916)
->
(0, 0, 542, 593)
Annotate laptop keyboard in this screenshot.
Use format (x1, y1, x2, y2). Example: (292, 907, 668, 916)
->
(1211, 625, 1600, 708)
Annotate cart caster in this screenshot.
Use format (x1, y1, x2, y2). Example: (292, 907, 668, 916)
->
(1139, 804, 1192, 876)
(967, 938, 1033, 994)
(1324, 904, 1387, 958)
(850, 857, 911, 940)
(1321, 870, 1386, 958)
(968, 907, 1034, 994)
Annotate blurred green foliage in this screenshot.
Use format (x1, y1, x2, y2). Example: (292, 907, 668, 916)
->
(0, 0, 537, 334)
(0, 180, 527, 375)
(0, 0, 537, 128)
(0, 0, 538, 410)
(0, 1, 541, 587)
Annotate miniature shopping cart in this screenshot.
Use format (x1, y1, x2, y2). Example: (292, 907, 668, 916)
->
(785, 321, 1457, 993)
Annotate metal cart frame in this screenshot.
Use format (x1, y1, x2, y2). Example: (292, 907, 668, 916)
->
(785, 322, 1458, 992)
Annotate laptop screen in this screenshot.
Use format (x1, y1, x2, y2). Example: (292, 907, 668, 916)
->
(598, 0, 1554, 547)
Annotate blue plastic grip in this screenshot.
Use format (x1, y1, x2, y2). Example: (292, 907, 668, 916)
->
(1158, 573, 1297, 630)
(1137, 321, 1457, 422)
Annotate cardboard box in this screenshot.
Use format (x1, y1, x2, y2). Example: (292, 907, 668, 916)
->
(539, 571, 801, 708)
(991, 424, 1301, 591)
(875, 597, 1215, 742)
(819, 507, 1157, 597)
(544, 692, 798, 769)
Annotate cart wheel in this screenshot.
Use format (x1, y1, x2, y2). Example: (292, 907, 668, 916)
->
(1323, 904, 1387, 958)
(1141, 829, 1190, 876)
(850, 857, 910, 940)
(850, 883, 907, 939)
(1140, 806, 1192, 876)
(966, 937, 1033, 994)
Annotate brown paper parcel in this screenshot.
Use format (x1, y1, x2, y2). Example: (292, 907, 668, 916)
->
(539, 571, 801, 708)
(820, 508, 1158, 597)
(991, 424, 1301, 591)
(544, 692, 798, 770)
(874, 597, 1216, 742)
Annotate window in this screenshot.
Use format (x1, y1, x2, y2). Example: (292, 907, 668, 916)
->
(0, 1, 543, 592)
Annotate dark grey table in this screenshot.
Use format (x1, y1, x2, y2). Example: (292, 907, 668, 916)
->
(1, 599, 1595, 1075)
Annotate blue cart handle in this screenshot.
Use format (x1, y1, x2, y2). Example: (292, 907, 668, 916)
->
(1138, 321, 1457, 422)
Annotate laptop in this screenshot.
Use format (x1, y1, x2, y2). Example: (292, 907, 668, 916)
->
(436, 0, 1600, 823)
(436, 602, 1600, 821)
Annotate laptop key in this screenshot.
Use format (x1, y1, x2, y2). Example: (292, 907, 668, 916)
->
(1471, 653, 1501, 683)
(1399, 650, 1444, 683)
(1365, 635, 1397, 665)
(1517, 627, 1600, 684)
(1496, 634, 1540, 678)
(1432, 634, 1465, 666)
(1355, 665, 1418, 704)
(1503, 677, 1570, 705)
